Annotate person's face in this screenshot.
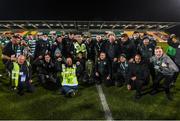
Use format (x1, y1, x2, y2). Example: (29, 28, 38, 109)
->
(119, 56, 126, 63)
(57, 37, 62, 43)
(96, 35, 102, 41)
(43, 35, 48, 41)
(109, 35, 115, 43)
(66, 58, 73, 66)
(77, 53, 83, 59)
(75, 35, 82, 43)
(18, 55, 26, 65)
(86, 38, 91, 43)
(133, 33, 139, 39)
(100, 53, 106, 60)
(135, 55, 141, 64)
(172, 38, 177, 43)
(69, 34, 74, 39)
(39, 35, 43, 39)
(29, 35, 34, 40)
(143, 39, 149, 46)
(155, 49, 163, 58)
(12, 37, 19, 45)
(55, 52, 61, 57)
(45, 55, 51, 62)
(121, 36, 128, 43)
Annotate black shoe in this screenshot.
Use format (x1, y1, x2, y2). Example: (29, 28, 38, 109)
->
(170, 82, 175, 88)
(166, 93, 173, 101)
(96, 81, 101, 85)
(115, 81, 123, 87)
(17, 91, 24, 96)
(26, 90, 33, 93)
(135, 94, 141, 100)
(150, 90, 158, 95)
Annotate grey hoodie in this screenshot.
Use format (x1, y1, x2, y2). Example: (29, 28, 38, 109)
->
(150, 54, 179, 75)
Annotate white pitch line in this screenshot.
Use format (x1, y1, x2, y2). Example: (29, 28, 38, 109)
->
(96, 84, 113, 121)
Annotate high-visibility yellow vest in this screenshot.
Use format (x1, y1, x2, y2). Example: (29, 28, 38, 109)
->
(11, 61, 30, 87)
(74, 42, 86, 54)
(11, 62, 20, 87)
(61, 64, 78, 86)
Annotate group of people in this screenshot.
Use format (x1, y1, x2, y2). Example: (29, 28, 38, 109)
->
(0, 31, 179, 100)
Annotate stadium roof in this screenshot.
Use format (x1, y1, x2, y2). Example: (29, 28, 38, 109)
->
(0, 20, 179, 32)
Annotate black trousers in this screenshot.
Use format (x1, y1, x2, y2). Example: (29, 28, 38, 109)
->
(152, 72, 174, 94)
(172, 64, 180, 83)
(129, 79, 147, 95)
(112, 73, 125, 86)
(149, 63, 156, 81)
(95, 74, 112, 86)
(38, 74, 61, 88)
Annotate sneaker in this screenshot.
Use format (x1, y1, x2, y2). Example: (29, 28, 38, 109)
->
(70, 91, 76, 97)
(150, 89, 158, 95)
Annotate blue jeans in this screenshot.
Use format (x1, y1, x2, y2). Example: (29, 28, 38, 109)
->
(62, 85, 78, 95)
(18, 80, 33, 93)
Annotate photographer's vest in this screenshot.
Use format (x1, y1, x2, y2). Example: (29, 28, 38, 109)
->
(61, 64, 78, 86)
(74, 42, 86, 54)
(11, 61, 30, 87)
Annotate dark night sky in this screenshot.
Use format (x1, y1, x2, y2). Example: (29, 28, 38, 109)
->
(0, 0, 180, 21)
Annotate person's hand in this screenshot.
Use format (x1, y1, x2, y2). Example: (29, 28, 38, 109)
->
(106, 75, 110, 80)
(10, 55, 17, 61)
(46, 75, 49, 78)
(10, 57, 17, 61)
(113, 58, 117, 62)
(154, 65, 160, 70)
(11, 55, 15, 58)
(95, 72, 99, 77)
(161, 62, 167, 67)
(127, 84, 131, 90)
(21, 40, 28, 46)
(57, 58, 62, 62)
(38, 56, 43, 59)
(29, 80, 33, 83)
(76, 61, 80, 65)
(131, 76, 136, 81)
(129, 58, 134, 63)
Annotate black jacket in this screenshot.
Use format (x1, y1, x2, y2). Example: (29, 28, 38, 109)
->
(127, 62, 149, 84)
(103, 41, 119, 61)
(34, 39, 50, 59)
(51, 42, 63, 57)
(137, 44, 154, 62)
(85, 40, 95, 61)
(34, 59, 57, 75)
(95, 59, 111, 76)
(62, 37, 75, 58)
(94, 39, 106, 56)
(113, 61, 129, 78)
(131, 37, 142, 50)
(119, 39, 136, 60)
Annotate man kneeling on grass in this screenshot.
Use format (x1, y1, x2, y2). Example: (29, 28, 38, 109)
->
(150, 46, 179, 100)
(127, 54, 150, 99)
(9, 55, 33, 95)
(61, 57, 78, 97)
